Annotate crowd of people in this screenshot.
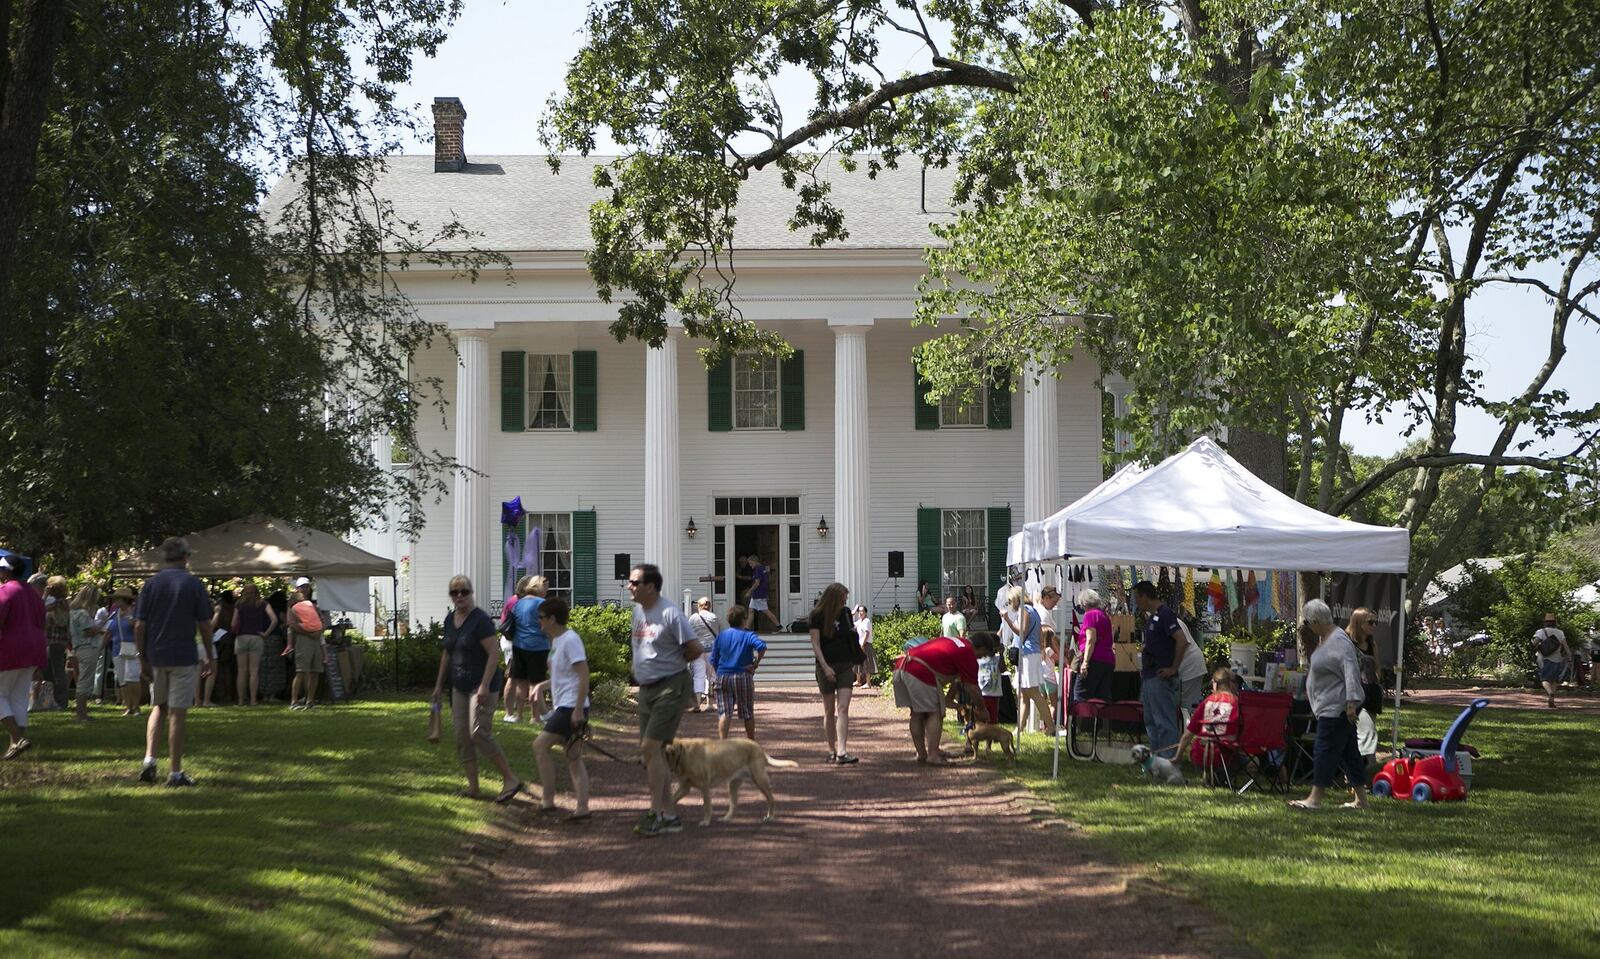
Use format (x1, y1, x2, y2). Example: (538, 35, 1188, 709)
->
(0, 537, 353, 779)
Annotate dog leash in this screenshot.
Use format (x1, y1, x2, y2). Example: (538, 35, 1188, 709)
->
(567, 721, 639, 765)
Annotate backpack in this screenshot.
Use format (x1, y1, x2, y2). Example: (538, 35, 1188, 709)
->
(1537, 629, 1561, 657)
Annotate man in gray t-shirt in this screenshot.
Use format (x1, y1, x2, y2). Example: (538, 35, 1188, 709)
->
(627, 564, 703, 837)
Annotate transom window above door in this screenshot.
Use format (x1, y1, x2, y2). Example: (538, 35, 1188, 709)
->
(714, 496, 800, 517)
(733, 353, 780, 429)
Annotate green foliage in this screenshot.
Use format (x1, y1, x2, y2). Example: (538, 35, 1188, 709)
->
(1006, 703, 1600, 959)
(0, 0, 481, 569)
(354, 621, 444, 692)
(1483, 554, 1600, 680)
(868, 610, 942, 685)
(547, 0, 1600, 573)
(568, 604, 634, 685)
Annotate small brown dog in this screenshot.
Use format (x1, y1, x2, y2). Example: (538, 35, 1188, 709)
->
(664, 737, 799, 826)
(956, 700, 1016, 760)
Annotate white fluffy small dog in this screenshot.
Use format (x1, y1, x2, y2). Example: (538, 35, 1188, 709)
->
(1131, 744, 1186, 785)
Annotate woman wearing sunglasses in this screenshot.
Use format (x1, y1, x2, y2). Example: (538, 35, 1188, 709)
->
(431, 575, 524, 802)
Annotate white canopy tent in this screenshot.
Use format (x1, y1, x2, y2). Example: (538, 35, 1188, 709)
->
(1009, 437, 1409, 573)
(1005, 437, 1412, 772)
(111, 515, 396, 613)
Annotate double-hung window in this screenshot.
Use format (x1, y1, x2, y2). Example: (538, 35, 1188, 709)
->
(940, 509, 987, 599)
(526, 354, 572, 430)
(733, 353, 780, 430)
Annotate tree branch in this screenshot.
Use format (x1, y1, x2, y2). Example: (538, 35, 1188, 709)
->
(739, 60, 1018, 173)
(1337, 451, 1598, 516)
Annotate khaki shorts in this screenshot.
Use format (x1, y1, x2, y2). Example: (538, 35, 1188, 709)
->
(152, 664, 199, 709)
(893, 668, 944, 716)
(234, 634, 264, 656)
(637, 669, 693, 743)
(292, 633, 325, 673)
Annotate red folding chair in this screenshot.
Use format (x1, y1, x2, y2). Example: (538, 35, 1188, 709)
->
(1229, 691, 1293, 795)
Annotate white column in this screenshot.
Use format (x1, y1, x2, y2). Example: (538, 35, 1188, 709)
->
(833, 324, 871, 602)
(1023, 360, 1060, 526)
(643, 335, 682, 599)
(451, 329, 492, 596)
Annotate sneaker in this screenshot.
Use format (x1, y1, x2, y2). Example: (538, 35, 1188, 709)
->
(166, 771, 196, 788)
(139, 761, 159, 783)
(658, 815, 683, 834)
(633, 812, 662, 838)
(502, 714, 518, 724)
(288, 702, 304, 711)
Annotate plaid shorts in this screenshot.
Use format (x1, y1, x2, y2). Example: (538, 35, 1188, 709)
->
(714, 671, 756, 721)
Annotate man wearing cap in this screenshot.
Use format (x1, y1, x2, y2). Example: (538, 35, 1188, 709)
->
(135, 537, 214, 786)
(0, 554, 48, 760)
(286, 578, 327, 709)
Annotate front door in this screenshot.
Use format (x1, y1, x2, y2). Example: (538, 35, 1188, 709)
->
(735, 524, 780, 625)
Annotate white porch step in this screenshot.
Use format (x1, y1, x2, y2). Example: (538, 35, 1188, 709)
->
(750, 632, 820, 683)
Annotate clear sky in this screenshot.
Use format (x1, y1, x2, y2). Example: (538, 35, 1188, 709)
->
(386, 1, 1599, 460)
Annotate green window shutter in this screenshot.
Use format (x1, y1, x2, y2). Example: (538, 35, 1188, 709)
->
(913, 365, 940, 430)
(571, 350, 598, 431)
(572, 510, 597, 606)
(987, 507, 1011, 596)
(780, 350, 805, 431)
(501, 350, 526, 432)
(986, 367, 1013, 430)
(708, 357, 733, 432)
(916, 507, 942, 593)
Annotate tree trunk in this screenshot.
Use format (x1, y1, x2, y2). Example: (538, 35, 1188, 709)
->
(0, 0, 69, 338)
(1229, 424, 1287, 492)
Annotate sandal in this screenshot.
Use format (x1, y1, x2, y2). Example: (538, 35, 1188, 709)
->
(456, 788, 484, 800)
(538, 804, 563, 815)
(835, 753, 859, 765)
(563, 811, 593, 823)
(824, 753, 837, 764)
(1287, 799, 1321, 811)
(2, 739, 31, 761)
(495, 781, 528, 804)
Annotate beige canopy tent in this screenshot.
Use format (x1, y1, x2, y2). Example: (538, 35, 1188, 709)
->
(111, 515, 395, 612)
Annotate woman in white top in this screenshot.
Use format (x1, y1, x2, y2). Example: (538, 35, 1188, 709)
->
(1290, 599, 1369, 811)
(688, 597, 723, 711)
(853, 605, 875, 687)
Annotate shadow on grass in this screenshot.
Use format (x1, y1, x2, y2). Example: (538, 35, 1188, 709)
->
(0, 698, 513, 959)
(1002, 702, 1600, 959)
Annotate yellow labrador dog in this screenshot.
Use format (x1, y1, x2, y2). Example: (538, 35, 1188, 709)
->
(664, 737, 799, 826)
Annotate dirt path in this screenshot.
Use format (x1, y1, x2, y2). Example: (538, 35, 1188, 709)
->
(1403, 683, 1600, 715)
(387, 688, 1233, 959)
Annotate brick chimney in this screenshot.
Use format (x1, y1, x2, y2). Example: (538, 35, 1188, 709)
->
(432, 97, 467, 172)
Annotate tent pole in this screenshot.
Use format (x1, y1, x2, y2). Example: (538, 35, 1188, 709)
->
(392, 576, 400, 694)
(1392, 576, 1407, 752)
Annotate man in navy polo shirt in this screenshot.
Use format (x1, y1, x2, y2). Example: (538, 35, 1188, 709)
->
(1133, 580, 1188, 758)
(134, 537, 214, 787)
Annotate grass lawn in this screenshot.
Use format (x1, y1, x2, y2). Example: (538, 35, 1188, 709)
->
(0, 697, 529, 958)
(1000, 701, 1600, 959)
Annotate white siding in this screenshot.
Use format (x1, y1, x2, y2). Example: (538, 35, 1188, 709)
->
(404, 315, 1103, 623)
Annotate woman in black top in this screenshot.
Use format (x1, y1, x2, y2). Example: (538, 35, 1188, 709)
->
(430, 575, 524, 802)
(809, 582, 865, 764)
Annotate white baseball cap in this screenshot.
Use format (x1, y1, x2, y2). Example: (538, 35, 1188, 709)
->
(0, 556, 14, 571)
(292, 576, 312, 588)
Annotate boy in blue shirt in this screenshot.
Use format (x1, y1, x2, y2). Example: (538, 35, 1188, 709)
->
(710, 606, 767, 740)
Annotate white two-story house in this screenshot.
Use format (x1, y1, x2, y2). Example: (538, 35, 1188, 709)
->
(278, 98, 1110, 623)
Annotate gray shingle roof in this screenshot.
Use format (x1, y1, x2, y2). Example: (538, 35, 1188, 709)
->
(261, 155, 958, 253)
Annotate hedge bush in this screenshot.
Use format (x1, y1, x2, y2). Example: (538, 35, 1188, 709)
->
(868, 610, 942, 685)
(358, 606, 636, 691)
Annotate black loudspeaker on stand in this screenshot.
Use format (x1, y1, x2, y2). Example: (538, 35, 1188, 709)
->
(613, 553, 631, 580)
(887, 550, 905, 579)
